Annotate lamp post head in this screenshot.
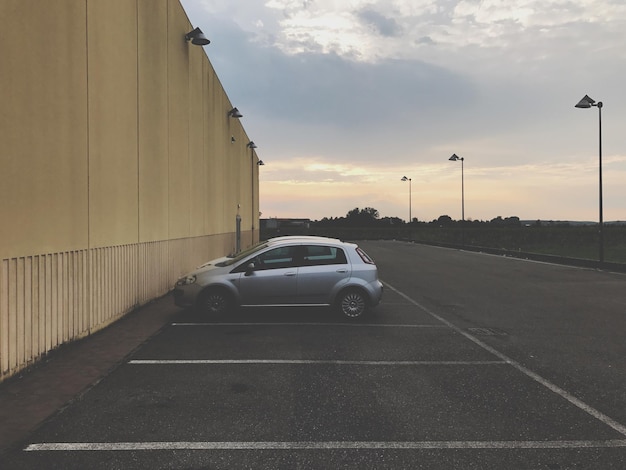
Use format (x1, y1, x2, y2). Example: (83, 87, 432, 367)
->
(228, 107, 243, 118)
(401, 176, 411, 182)
(449, 154, 463, 161)
(247, 141, 257, 149)
(575, 95, 597, 109)
(257, 160, 265, 166)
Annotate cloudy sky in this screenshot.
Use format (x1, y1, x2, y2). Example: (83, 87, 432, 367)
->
(180, 0, 626, 222)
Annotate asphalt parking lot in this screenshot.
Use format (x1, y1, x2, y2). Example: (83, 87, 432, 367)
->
(1, 241, 625, 469)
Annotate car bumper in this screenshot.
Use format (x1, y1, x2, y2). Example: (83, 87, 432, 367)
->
(173, 286, 199, 308)
(370, 280, 383, 306)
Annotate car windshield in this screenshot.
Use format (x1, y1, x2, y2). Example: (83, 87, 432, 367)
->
(217, 241, 269, 267)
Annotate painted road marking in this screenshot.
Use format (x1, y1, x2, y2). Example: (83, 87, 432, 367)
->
(172, 323, 447, 328)
(384, 281, 626, 438)
(25, 440, 626, 451)
(129, 359, 506, 365)
(25, 284, 626, 455)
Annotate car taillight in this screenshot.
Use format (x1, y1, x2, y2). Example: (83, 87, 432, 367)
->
(356, 247, 375, 264)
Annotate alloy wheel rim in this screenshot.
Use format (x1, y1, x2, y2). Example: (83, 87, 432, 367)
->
(342, 293, 365, 317)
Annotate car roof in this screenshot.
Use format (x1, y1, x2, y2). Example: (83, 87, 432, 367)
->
(265, 235, 349, 247)
(267, 235, 340, 243)
(267, 235, 339, 241)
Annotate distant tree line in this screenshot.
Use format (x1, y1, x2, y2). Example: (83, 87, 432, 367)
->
(262, 207, 626, 264)
(313, 207, 523, 228)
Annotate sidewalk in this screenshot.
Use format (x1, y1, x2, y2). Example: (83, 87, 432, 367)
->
(0, 295, 179, 455)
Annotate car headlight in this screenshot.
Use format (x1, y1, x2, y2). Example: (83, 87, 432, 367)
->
(176, 275, 197, 286)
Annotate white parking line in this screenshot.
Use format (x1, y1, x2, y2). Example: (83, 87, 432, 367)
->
(384, 281, 626, 438)
(25, 286, 626, 456)
(25, 440, 626, 451)
(129, 359, 506, 365)
(465, 249, 626, 276)
(172, 323, 446, 328)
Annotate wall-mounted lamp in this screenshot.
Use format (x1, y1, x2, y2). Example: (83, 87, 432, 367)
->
(228, 107, 243, 118)
(257, 160, 265, 166)
(184, 27, 210, 46)
(231, 136, 236, 144)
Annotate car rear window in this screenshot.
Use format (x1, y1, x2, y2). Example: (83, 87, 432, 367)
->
(301, 245, 347, 265)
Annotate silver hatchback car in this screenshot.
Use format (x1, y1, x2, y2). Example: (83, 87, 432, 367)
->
(174, 236, 383, 319)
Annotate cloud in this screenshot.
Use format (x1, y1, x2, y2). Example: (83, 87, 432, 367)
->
(416, 36, 435, 45)
(192, 13, 481, 163)
(260, 155, 626, 221)
(183, 0, 626, 222)
(356, 8, 402, 37)
(247, 52, 475, 127)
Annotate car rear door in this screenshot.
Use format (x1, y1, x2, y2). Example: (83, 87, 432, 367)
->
(295, 244, 351, 304)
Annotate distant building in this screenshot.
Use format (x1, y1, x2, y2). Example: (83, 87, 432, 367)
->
(261, 218, 311, 238)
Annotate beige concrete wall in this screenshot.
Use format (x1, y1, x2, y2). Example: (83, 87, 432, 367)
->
(88, 0, 140, 248)
(167, 0, 192, 240)
(0, 0, 89, 259)
(0, 0, 260, 381)
(138, 0, 169, 243)
(189, 34, 207, 237)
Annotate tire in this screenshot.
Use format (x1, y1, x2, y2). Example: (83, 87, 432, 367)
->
(197, 288, 232, 318)
(337, 289, 367, 319)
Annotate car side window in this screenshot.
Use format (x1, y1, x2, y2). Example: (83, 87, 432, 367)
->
(252, 246, 298, 271)
(301, 245, 347, 266)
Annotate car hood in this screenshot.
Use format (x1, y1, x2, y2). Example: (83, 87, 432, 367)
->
(196, 255, 231, 269)
(185, 263, 224, 277)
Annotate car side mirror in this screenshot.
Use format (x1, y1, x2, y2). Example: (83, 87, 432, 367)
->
(245, 262, 256, 275)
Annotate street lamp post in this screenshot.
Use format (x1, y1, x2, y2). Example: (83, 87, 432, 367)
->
(401, 176, 412, 223)
(449, 154, 465, 221)
(575, 94, 604, 264)
(247, 141, 258, 243)
(449, 154, 465, 245)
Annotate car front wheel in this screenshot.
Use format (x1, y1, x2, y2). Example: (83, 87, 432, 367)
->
(337, 289, 367, 319)
(198, 288, 232, 318)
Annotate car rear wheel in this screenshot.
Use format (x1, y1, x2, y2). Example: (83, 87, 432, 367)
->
(198, 288, 232, 318)
(337, 289, 367, 319)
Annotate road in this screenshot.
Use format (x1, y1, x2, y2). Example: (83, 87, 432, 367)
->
(3, 240, 626, 469)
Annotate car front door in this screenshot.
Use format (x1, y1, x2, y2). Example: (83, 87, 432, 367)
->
(236, 245, 299, 305)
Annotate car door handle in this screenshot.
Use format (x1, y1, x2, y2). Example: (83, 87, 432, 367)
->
(336, 269, 348, 273)
(284, 271, 296, 276)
